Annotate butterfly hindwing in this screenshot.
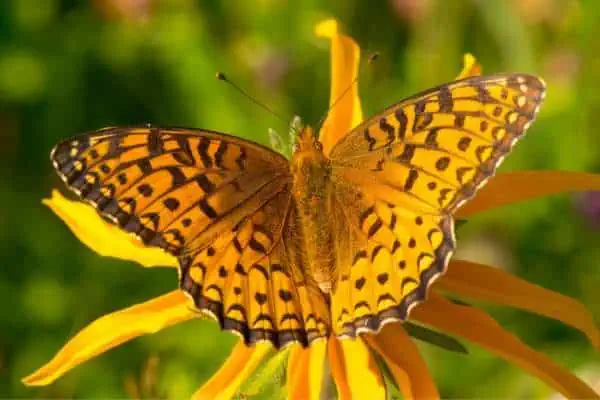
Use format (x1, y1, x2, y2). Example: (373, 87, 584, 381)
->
(327, 74, 545, 336)
(330, 167, 454, 336)
(179, 202, 330, 347)
(51, 126, 330, 347)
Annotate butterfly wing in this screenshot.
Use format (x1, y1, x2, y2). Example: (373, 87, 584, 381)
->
(179, 202, 330, 347)
(328, 74, 546, 337)
(51, 126, 329, 347)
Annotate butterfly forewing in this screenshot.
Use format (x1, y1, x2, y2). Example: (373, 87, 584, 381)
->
(327, 74, 545, 337)
(51, 126, 330, 347)
(52, 127, 288, 253)
(330, 74, 545, 213)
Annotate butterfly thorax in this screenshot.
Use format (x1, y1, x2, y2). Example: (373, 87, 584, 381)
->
(291, 127, 336, 293)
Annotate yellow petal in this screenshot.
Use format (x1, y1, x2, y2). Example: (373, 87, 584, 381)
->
(412, 292, 599, 399)
(436, 260, 599, 349)
(44, 190, 178, 268)
(456, 171, 600, 218)
(286, 341, 327, 400)
(22, 290, 195, 386)
(364, 323, 439, 400)
(192, 341, 272, 400)
(336, 337, 387, 399)
(455, 53, 482, 80)
(287, 344, 310, 399)
(327, 337, 351, 400)
(315, 19, 363, 155)
(308, 340, 327, 399)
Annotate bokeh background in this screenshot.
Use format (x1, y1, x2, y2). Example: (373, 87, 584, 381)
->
(1, 0, 599, 398)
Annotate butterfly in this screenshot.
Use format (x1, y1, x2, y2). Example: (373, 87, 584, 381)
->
(51, 74, 545, 348)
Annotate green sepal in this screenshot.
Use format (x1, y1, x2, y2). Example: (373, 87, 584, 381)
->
(237, 346, 290, 399)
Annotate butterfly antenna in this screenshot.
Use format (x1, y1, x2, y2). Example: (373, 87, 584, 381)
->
(216, 72, 288, 124)
(315, 52, 379, 132)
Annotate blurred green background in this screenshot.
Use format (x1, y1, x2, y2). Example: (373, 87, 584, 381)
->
(1, 0, 599, 398)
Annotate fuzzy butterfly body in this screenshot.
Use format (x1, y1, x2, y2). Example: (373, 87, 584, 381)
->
(51, 74, 545, 347)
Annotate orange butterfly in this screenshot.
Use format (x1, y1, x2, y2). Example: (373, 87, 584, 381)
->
(51, 74, 545, 348)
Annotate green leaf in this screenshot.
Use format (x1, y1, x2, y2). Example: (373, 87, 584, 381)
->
(370, 349, 403, 400)
(455, 219, 468, 230)
(404, 322, 469, 355)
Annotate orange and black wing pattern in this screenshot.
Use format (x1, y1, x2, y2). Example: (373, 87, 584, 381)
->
(328, 74, 545, 337)
(330, 74, 546, 213)
(51, 126, 329, 347)
(179, 202, 330, 347)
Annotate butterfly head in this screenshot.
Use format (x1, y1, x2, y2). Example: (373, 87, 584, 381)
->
(291, 125, 327, 170)
(290, 125, 330, 189)
(293, 125, 322, 152)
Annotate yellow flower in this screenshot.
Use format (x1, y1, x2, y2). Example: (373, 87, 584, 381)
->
(23, 18, 600, 399)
